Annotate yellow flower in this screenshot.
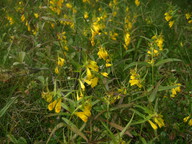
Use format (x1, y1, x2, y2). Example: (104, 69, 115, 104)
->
(164, 12, 172, 21)
(185, 13, 191, 20)
(42, 91, 53, 103)
(86, 68, 92, 79)
(153, 117, 165, 128)
(135, 0, 140, 6)
(55, 67, 59, 74)
(34, 13, 39, 18)
(129, 69, 142, 88)
(55, 98, 61, 113)
(48, 100, 57, 111)
(169, 21, 174, 28)
(66, 3, 72, 9)
(84, 12, 89, 19)
(188, 20, 192, 24)
(170, 83, 181, 97)
(106, 63, 112, 67)
(75, 112, 88, 122)
(87, 60, 99, 72)
(188, 119, 192, 126)
(79, 80, 85, 91)
(97, 47, 109, 60)
(183, 116, 190, 123)
(57, 57, 65, 67)
(148, 120, 158, 130)
(75, 103, 91, 122)
(48, 98, 62, 113)
(6, 16, 14, 25)
(101, 72, 108, 77)
(21, 14, 25, 22)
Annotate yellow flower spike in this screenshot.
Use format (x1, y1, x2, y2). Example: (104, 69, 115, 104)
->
(148, 120, 158, 130)
(101, 72, 108, 77)
(169, 21, 174, 28)
(34, 13, 39, 18)
(57, 57, 65, 67)
(79, 80, 85, 91)
(55, 66, 59, 74)
(48, 100, 57, 111)
(75, 112, 88, 122)
(91, 77, 98, 88)
(154, 117, 165, 128)
(135, 0, 140, 6)
(124, 33, 131, 50)
(55, 98, 61, 113)
(183, 116, 190, 123)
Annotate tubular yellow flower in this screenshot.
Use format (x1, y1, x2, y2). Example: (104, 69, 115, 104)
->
(91, 77, 98, 88)
(75, 112, 88, 122)
(21, 14, 25, 22)
(164, 12, 172, 21)
(48, 100, 57, 111)
(86, 68, 92, 79)
(97, 47, 109, 60)
(183, 116, 190, 123)
(101, 72, 108, 77)
(55, 66, 59, 74)
(84, 12, 89, 19)
(55, 98, 61, 113)
(79, 80, 85, 91)
(135, 0, 140, 6)
(185, 13, 191, 20)
(106, 63, 112, 67)
(34, 13, 39, 18)
(148, 120, 158, 130)
(57, 57, 65, 67)
(66, 3, 72, 9)
(188, 119, 192, 126)
(87, 60, 99, 72)
(169, 21, 174, 28)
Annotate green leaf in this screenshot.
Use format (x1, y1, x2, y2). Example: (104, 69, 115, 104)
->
(62, 118, 88, 142)
(120, 112, 134, 137)
(158, 85, 180, 91)
(148, 81, 162, 102)
(18, 51, 26, 63)
(155, 58, 181, 67)
(17, 137, 27, 144)
(46, 123, 65, 144)
(7, 134, 18, 144)
(124, 62, 150, 71)
(0, 97, 17, 118)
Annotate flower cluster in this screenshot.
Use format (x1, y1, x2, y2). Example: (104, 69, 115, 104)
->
(183, 115, 192, 126)
(164, 10, 175, 28)
(185, 13, 192, 24)
(148, 114, 165, 130)
(75, 103, 92, 122)
(49, 0, 64, 15)
(146, 34, 164, 64)
(170, 83, 181, 98)
(42, 91, 62, 113)
(55, 57, 65, 74)
(129, 69, 142, 88)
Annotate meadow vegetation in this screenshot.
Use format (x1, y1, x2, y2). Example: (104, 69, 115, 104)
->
(0, 0, 192, 143)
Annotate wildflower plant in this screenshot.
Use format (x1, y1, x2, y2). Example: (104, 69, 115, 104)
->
(1, 0, 192, 143)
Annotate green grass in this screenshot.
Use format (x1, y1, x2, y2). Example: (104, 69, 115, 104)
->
(0, 0, 192, 143)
